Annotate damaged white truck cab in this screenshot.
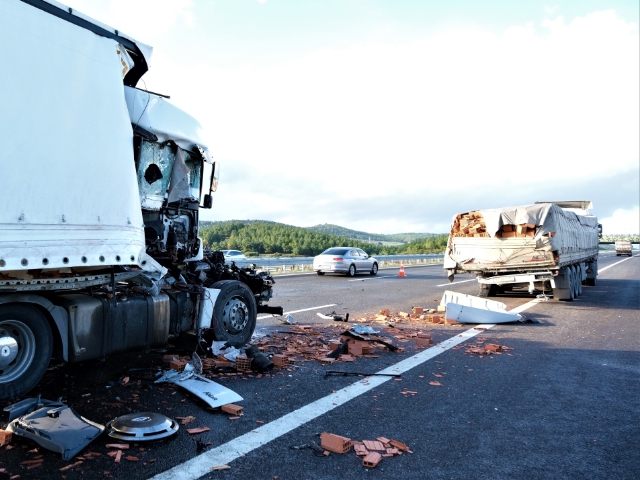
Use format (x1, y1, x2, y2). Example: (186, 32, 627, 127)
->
(444, 201, 601, 300)
(0, 0, 281, 401)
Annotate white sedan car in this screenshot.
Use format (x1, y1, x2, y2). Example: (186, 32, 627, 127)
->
(220, 250, 246, 261)
(313, 247, 378, 277)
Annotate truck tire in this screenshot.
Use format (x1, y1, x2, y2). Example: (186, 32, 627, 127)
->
(209, 280, 257, 347)
(0, 304, 53, 401)
(478, 284, 498, 297)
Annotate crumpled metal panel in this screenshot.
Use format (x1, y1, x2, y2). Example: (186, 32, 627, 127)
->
(8, 405, 104, 460)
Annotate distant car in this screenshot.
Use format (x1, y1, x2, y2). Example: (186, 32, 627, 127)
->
(220, 250, 246, 261)
(313, 247, 378, 277)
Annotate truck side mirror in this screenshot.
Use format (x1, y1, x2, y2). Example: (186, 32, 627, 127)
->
(202, 194, 212, 209)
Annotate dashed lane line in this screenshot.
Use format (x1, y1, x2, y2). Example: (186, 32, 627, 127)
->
(257, 304, 336, 320)
(151, 299, 540, 480)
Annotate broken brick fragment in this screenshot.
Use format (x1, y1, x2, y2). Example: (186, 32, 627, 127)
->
(389, 439, 409, 451)
(221, 404, 244, 415)
(0, 430, 12, 446)
(362, 440, 385, 451)
(186, 427, 211, 434)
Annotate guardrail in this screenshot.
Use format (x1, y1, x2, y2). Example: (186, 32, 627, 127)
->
(230, 254, 444, 275)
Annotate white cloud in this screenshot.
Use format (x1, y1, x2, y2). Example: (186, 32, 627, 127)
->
(599, 206, 640, 235)
(68, 0, 194, 43)
(186, 10, 638, 231)
(61, 3, 640, 233)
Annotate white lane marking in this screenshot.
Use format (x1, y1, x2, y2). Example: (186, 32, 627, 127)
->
(150, 301, 539, 480)
(347, 275, 393, 282)
(599, 256, 634, 273)
(437, 278, 475, 287)
(257, 304, 336, 320)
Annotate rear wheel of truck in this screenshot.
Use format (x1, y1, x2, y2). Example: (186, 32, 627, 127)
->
(209, 280, 257, 347)
(0, 304, 53, 401)
(478, 284, 498, 297)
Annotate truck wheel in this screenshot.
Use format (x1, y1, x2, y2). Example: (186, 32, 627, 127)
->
(370, 263, 378, 276)
(0, 304, 53, 401)
(478, 284, 497, 297)
(209, 280, 257, 347)
(316, 271, 325, 276)
(346, 264, 356, 277)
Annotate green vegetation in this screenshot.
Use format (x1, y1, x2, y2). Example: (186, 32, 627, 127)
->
(600, 234, 639, 242)
(199, 220, 448, 256)
(307, 223, 439, 243)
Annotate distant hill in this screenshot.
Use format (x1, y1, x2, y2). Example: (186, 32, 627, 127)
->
(197, 220, 447, 256)
(307, 223, 438, 244)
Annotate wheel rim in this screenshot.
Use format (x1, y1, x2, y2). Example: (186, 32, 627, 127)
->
(0, 320, 36, 383)
(222, 297, 250, 333)
(349, 265, 355, 276)
(372, 264, 378, 274)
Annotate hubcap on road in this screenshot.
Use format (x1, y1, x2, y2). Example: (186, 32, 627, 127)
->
(223, 298, 249, 333)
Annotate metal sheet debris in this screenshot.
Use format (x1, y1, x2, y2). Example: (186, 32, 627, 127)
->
(7, 404, 104, 460)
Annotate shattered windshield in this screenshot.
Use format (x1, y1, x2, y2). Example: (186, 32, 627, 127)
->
(137, 141, 175, 209)
(181, 149, 202, 200)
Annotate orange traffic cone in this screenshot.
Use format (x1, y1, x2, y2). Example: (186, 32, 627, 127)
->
(398, 264, 406, 277)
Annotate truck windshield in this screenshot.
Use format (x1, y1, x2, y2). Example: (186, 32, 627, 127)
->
(137, 141, 174, 208)
(182, 149, 202, 200)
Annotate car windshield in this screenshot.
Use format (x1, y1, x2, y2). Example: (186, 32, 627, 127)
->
(321, 248, 350, 255)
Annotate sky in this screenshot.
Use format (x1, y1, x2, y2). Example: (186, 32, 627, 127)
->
(69, 0, 639, 235)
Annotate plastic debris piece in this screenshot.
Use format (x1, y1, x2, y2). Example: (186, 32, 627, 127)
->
(350, 325, 379, 335)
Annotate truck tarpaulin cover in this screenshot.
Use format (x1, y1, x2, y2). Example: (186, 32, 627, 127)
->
(444, 203, 599, 273)
(0, 0, 149, 272)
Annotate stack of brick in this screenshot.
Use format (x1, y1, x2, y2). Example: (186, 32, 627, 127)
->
(451, 211, 539, 238)
(495, 223, 537, 238)
(450, 211, 489, 237)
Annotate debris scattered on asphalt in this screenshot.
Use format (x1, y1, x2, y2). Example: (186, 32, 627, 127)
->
(316, 432, 412, 468)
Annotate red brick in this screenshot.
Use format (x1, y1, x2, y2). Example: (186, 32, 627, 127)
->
(221, 404, 244, 415)
(362, 452, 382, 468)
(320, 433, 352, 454)
(0, 430, 12, 446)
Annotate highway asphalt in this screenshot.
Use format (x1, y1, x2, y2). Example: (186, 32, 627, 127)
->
(1, 252, 638, 479)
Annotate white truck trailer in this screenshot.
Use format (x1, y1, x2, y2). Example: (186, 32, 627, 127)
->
(0, 0, 282, 401)
(614, 240, 633, 256)
(444, 201, 602, 300)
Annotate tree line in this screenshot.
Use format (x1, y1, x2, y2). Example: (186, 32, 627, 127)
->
(199, 221, 448, 256)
